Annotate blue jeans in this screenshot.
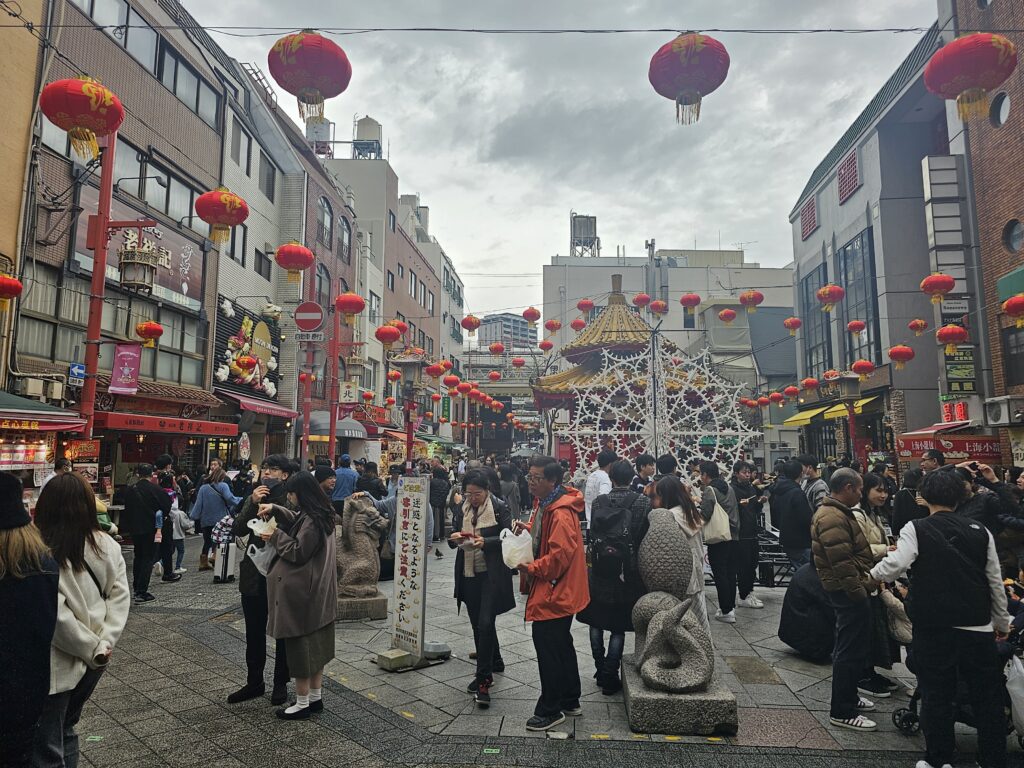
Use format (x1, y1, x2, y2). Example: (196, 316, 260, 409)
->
(785, 547, 811, 569)
(589, 626, 625, 664)
(174, 539, 186, 570)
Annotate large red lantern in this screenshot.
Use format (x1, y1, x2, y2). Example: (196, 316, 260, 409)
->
(334, 293, 365, 326)
(888, 344, 916, 370)
(783, 386, 800, 400)
(649, 299, 669, 316)
(632, 293, 651, 309)
(488, 371, 501, 382)
(390, 319, 409, 336)
(361, 391, 374, 402)
(456, 382, 473, 397)
(442, 374, 460, 388)
(425, 363, 443, 379)
(385, 396, 396, 407)
(374, 324, 402, 350)
(274, 242, 314, 283)
(577, 298, 594, 313)
(236, 355, 258, 372)
(783, 316, 802, 336)
(801, 377, 819, 391)
(847, 320, 866, 337)
(195, 188, 249, 245)
(538, 339, 554, 354)
(522, 307, 541, 327)
(718, 308, 737, 325)
(1003, 294, 1024, 329)
(431, 393, 442, 403)
(570, 317, 586, 332)
(921, 273, 956, 305)
(768, 393, 784, 406)
(739, 290, 764, 314)
(461, 315, 481, 337)
(756, 396, 770, 407)
(488, 342, 505, 357)
(0, 276, 23, 311)
(511, 357, 526, 369)
(135, 320, 163, 348)
(908, 318, 929, 337)
(544, 319, 562, 335)
(680, 293, 701, 314)
(851, 359, 876, 381)
(387, 369, 401, 383)
(649, 33, 730, 124)
(937, 324, 969, 355)
(816, 284, 845, 313)
(924, 33, 1018, 120)
(39, 77, 124, 160)
(823, 369, 841, 382)
(268, 30, 352, 119)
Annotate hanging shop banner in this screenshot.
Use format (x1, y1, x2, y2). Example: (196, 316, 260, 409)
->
(93, 411, 238, 436)
(108, 343, 142, 395)
(65, 439, 100, 461)
(214, 295, 282, 402)
(74, 185, 205, 311)
(441, 396, 451, 421)
(393, 476, 429, 661)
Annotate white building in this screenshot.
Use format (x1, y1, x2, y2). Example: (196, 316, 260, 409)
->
(478, 313, 537, 350)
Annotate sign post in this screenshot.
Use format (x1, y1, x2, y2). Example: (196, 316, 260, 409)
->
(392, 476, 429, 660)
(294, 301, 325, 342)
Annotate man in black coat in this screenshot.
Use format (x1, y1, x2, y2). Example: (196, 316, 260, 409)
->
(122, 463, 172, 602)
(779, 563, 834, 663)
(771, 460, 815, 569)
(731, 460, 766, 609)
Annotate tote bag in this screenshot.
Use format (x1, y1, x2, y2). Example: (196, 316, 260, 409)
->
(702, 494, 732, 545)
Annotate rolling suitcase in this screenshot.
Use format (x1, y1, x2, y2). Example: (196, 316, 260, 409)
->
(212, 539, 236, 584)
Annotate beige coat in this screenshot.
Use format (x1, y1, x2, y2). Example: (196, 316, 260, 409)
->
(265, 505, 337, 639)
(853, 506, 889, 562)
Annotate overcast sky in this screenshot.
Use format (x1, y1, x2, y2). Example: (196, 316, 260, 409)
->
(196, 0, 937, 318)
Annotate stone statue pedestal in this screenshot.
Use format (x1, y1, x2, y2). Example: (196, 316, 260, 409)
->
(336, 592, 388, 621)
(622, 655, 738, 736)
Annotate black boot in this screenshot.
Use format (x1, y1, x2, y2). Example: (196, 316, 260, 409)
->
(601, 657, 622, 695)
(593, 651, 606, 686)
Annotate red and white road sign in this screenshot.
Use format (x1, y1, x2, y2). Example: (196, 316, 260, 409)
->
(294, 302, 325, 332)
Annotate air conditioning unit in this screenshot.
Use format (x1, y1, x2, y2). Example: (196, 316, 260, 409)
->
(45, 381, 65, 401)
(18, 378, 45, 398)
(983, 396, 1024, 427)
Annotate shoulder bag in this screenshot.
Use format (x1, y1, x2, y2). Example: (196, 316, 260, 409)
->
(703, 490, 732, 545)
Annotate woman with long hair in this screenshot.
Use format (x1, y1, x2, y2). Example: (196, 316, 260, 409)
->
(0, 471, 58, 767)
(650, 475, 707, 624)
(891, 468, 926, 537)
(189, 466, 241, 571)
(32, 472, 131, 767)
(255, 471, 337, 720)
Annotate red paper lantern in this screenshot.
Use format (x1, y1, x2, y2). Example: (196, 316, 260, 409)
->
(431, 393, 442, 403)
(440, 360, 453, 371)
(511, 357, 526, 368)
(649, 33, 730, 124)
(274, 242, 314, 283)
(195, 188, 249, 245)
(425, 412, 433, 420)
(739, 290, 764, 314)
(847, 320, 866, 336)
(461, 314, 481, 337)
(522, 307, 541, 327)
(937, 324, 969, 355)
(488, 342, 505, 357)
(570, 317, 586, 332)
(425, 363, 443, 379)
(718, 308, 737, 325)
(921, 273, 956, 305)
(0, 275, 23, 311)
(1003, 294, 1024, 329)
(39, 77, 124, 160)
(538, 339, 554, 354)
(135, 320, 163, 348)
(924, 33, 1018, 120)
(632, 293, 651, 309)
(236, 355, 258, 372)
(362, 391, 374, 402)
(447, 388, 458, 397)
(908, 318, 929, 337)
(577, 298, 594, 313)
(390, 319, 409, 336)
(333, 293, 364, 326)
(888, 344, 916, 370)
(851, 359, 876, 381)
(442, 374, 461, 388)
(823, 369, 841, 382)
(769, 392, 785, 406)
(679, 293, 701, 314)
(784, 386, 800, 400)
(387, 369, 401, 383)
(268, 30, 352, 119)
(488, 371, 501, 382)
(374, 324, 401, 350)
(816, 284, 845, 313)
(801, 377, 819, 391)
(456, 382, 473, 396)
(385, 396, 396, 407)
(544, 319, 562, 334)
(783, 316, 802, 336)
(439, 417, 448, 424)
(756, 396, 770, 407)
(649, 299, 669, 316)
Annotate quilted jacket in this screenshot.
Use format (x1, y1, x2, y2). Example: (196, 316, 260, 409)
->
(810, 496, 874, 600)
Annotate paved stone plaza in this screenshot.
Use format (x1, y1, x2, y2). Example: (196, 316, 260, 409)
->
(69, 539, 1023, 767)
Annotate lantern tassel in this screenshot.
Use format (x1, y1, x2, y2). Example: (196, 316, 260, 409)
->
(930, 295, 942, 305)
(895, 361, 905, 371)
(1018, 318, 1024, 330)
(956, 88, 990, 121)
(822, 304, 834, 313)
(68, 127, 99, 161)
(675, 93, 703, 125)
(945, 343, 957, 355)
(298, 92, 325, 121)
(789, 329, 796, 337)
(747, 306, 757, 314)
(209, 224, 230, 245)
(287, 270, 300, 284)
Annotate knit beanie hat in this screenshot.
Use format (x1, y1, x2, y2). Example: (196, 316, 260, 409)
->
(0, 471, 29, 530)
(314, 466, 335, 484)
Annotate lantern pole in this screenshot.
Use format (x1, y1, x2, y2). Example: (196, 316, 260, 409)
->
(327, 277, 341, 460)
(300, 275, 314, 460)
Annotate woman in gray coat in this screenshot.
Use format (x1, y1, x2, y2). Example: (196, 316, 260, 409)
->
(255, 471, 337, 720)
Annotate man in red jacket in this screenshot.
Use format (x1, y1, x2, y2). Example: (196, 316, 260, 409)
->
(512, 456, 589, 731)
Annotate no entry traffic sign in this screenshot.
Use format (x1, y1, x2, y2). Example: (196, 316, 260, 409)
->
(294, 302, 325, 332)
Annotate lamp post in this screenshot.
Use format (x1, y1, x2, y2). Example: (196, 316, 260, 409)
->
(836, 372, 862, 464)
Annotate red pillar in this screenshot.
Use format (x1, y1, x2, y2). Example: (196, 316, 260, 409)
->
(327, 278, 342, 459)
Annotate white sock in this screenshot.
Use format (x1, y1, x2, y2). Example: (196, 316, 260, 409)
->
(309, 687, 322, 702)
(285, 694, 309, 714)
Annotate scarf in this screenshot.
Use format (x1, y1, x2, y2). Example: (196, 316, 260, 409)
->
(462, 494, 496, 577)
(531, 485, 563, 559)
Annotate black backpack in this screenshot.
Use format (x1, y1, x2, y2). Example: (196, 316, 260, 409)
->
(589, 492, 639, 580)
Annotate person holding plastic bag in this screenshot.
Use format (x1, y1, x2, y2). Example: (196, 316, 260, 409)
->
(868, 467, 1010, 768)
(447, 470, 515, 708)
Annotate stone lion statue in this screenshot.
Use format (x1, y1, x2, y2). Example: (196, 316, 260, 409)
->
(631, 507, 715, 693)
(336, 495, 389, 598)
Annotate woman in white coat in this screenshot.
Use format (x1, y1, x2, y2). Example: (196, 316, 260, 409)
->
(32, 472, 130, 768)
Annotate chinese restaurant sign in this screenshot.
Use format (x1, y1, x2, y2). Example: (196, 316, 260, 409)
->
(897, 434, 1000, 464)
(214, 295, 281, 401)
(393, 476, 429, 660)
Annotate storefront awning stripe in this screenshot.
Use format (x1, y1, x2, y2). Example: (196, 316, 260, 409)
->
(782, 406, 830, 427)
(821, 397, 880, 420)
(898, 420, 973, 439)
(215, 389, 298, 419)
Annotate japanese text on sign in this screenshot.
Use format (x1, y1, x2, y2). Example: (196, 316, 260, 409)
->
(393, 476, 429, 660)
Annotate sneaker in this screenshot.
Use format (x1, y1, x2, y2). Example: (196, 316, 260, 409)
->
(562, 706, 583, 716)
(829, 714, 877, 731)
(737, 595, 764, 609)
(134, 592, 156, 603)
(174, 567, 187, 574)
(876, 674, 899, 691)
(466, 678, 480, 694)
(526, 713, 566, 731)
(857, 677, 891, 698)
(856, 697, 876, 712)
(161, 573, 182, 583)
(714, 609, 737, 624)
(474, 680, 491, 708)
(914, 762, 953, 768)
(493, 660, 505, 674)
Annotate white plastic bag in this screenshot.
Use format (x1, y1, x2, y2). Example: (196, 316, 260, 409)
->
(500, 528, 534, 570)
(246, 542, 277, 577)
(1007, 656, 1024, 735)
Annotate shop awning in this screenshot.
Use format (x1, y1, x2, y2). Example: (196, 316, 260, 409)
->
(93, 411, 237, 436)
(384, 430, 410, 442)
(418, 433, 455, 446)
(897, 421, 997, 463)
(899, 420, 972, 439)
(0, 390, 86, 432)
(294, 412, 368, 439)
(782, 406, 831, 427)
(821, 397, 880, 420)
(216, 390, 297, 419)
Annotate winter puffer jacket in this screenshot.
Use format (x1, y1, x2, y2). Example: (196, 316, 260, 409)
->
(810, 496, 874, 600)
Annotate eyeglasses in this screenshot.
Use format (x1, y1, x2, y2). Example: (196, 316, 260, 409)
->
(527, 474, 544, 484)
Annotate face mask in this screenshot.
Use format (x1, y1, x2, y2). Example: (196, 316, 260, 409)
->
(263, 476, 281, 489)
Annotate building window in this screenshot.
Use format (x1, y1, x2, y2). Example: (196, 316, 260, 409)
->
(368, 291, 381, 324)
(418, 330, 426, 349)
(230, 116, 251, 173)
(254, 249, 272, 281)
(428, 291, 435, 316)
(800, 262, 833, 375)
(157, 43, 220, 129)
(800, 197, 819, 241)
(1004, 219, 1024, 253)
(386, 271, 395, 291)
(837, 151, 860, 204)
(838, 228, 881, 366)
(315, 264, 331, 308)
(397, 264, 404, 279)
(426, 337, 434, 357)
(339, 218, 352, 263)
(316, 197, 333, 248)
(258, 150, 275, 201)
(227, 223, 247, 266)
(388, 210, 396, 232)
(409, 270, 417, 298)
(1003, 326, 1024, 386)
